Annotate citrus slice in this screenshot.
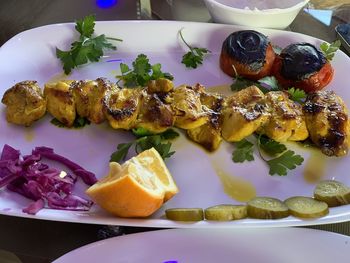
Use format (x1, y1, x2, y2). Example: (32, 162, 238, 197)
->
(86, 148, 178, 218)
(135, 148, 178, 202)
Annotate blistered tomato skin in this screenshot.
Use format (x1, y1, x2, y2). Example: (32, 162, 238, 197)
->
(220, 30, 276, 80)
(272, 43, 334, 93)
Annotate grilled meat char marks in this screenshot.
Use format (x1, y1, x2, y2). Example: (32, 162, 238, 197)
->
(44, 80, 76, 127)
(303, 91, 350, 156)
(1, 80, 46, 126)
(72, 78, 115, 124)
(103, 87, 143, 130)
(187, 84, 224, 152)
(222, 86, 270, 142)
(136, 92, 175, 134)
(259, 91, 309, 142)
(2, 78, 350, 157)
(171, 85, 208, 130)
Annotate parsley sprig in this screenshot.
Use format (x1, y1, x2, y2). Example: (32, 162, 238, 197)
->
(320, 40, 341, 61)
(258, 135, 304, 176)
(287, 87, 306, 103)
(232, 135, 304, 176)
(179, 29, 211, 69)
(231, 70, 306, 103)
(110, 128, 179, 163)
(116, 54, 174, 87)
(56, 15, 122, 74)
(232, 139, 254, 163)
(50, 116, 91, 129)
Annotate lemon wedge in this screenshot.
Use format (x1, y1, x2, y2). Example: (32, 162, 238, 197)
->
(86, 148, 178, 218)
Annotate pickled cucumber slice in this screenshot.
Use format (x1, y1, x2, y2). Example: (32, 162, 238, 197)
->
(247, 197, 289, 219)
(314, 180, 350, 207)
(165, 208, 204, 221)
(284, 196, 329, 218)
(205, 205, 247, 221)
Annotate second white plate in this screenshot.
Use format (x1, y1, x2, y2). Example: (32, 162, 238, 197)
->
(54, 227, 350, 263)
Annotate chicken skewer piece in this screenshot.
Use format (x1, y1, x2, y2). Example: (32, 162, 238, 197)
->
(1, 81, 46, 127)
(2, 79, 349, 157)
(187, 84, 224, 152)
(303, 90, 350, 157)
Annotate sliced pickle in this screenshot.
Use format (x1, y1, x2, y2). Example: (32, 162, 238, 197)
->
(284, 196, 329, 218)
(314, 180, 350, 207)
(165, 208, 204, 221)
(205, 205, 247, 221)
(247, 197, 289, 219)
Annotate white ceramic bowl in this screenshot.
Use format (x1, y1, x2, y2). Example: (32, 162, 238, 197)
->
(204, 0, 309, 29)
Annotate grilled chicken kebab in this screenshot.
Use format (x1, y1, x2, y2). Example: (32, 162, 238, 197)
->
(2, 78, 350, 157)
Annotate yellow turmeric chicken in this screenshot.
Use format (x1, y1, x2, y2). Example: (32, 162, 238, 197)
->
(72, 78, 116, 124)
(1, 81, 46, 126)
(171, 85, 208, 130)
(103, 87, 143, 130)
(44, 80, 76, 127)
(221, 86, 269, 142)
(303, 90, 350, 156)
(2, 78, 350, 157)
(258, 91, 309, 142)
(187, 84, 224, 151)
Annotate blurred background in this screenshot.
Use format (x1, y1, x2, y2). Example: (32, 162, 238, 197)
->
(1, 0, 349, 46)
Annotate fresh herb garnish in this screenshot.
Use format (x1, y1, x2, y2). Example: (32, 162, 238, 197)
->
(179, 28, 211, 69)
(320, 40, 341, 61)
(230, 76, 257, 92)
(230, 64, 257, 91)
(258, 135, 287, 156)
(265, 150, 304, 176)
(232, 139, 255, 163)
(258, 135, 304, 176)
(110, 128, 179, 162)
(232, 135, 304, 176)
(116, 54, 174, 87)
(50, 116, 91, 129)
(287, 87, 306, 103)
(110, 142, 133, 163)
(272, 45, 282, 55)
(56, 14, 122, 74)
(257, 76, 280, 92)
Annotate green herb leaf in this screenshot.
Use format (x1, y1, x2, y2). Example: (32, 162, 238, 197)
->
(266, 150, 304, 176)
(287, 87, 306, 103)
(110, 142, 133, 162)
(230, 76, 257, 92)
(132, 127, 155, 137)
(258, 76, 280, 92)
(134, 135, 175, 160)
(258, 135, 287, 155)
(159, 129, 180, 140)
(179, 29, 210, 69)
(320, 40, 341, 61)
(50, 116, 90, 129)
(116, 54, 173, 88)
(232, 139, 255, 163)
(154, 142, 175, 159)
(135, 135, 161, 153)
(73, 116, 91, 128)
(75, 14, 95, 37)
(50, 118, 65, 128)
(272, 45, 282, 55)
(56, 14, 122, 74)
(111, 129, 178, 162)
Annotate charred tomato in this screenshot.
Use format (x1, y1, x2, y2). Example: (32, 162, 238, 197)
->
(220, 30, 276, 80)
